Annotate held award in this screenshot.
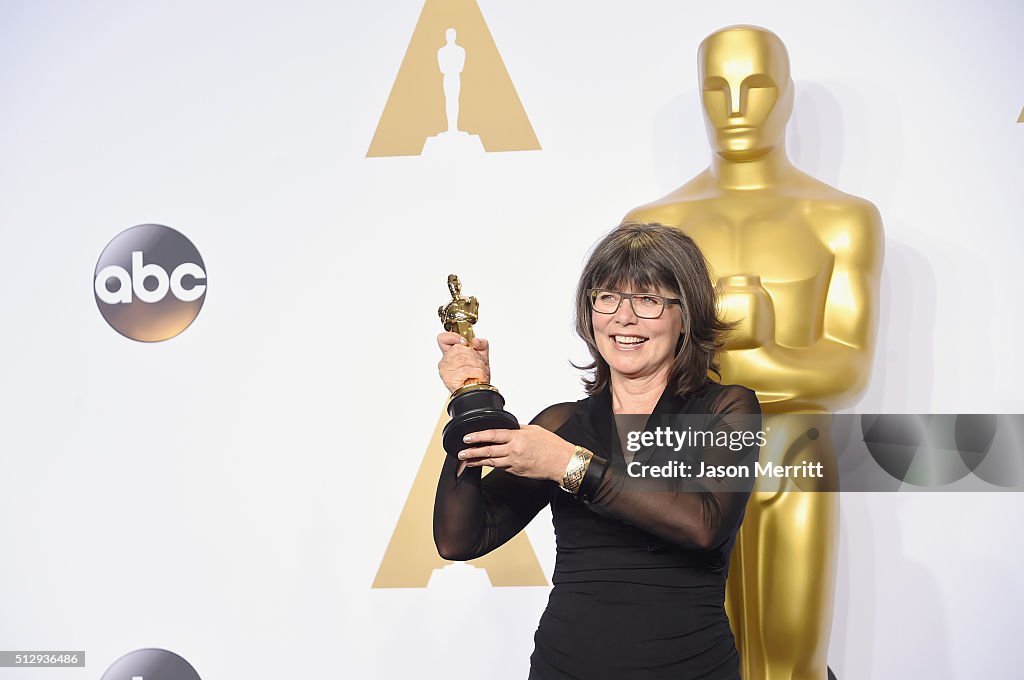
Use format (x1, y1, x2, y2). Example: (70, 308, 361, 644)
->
(437, 274, 519, 457)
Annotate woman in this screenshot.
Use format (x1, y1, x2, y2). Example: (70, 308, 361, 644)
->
(433, 223, 761, 679)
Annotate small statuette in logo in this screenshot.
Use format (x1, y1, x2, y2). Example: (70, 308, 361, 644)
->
(367, 0, 540, 156)
(100, 648, 201, 680)
(93, 224, 207, 342)
(421, 27, 483, 154)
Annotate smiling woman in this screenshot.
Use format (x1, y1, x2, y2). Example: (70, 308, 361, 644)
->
(433, 222, 761, 679)
(575, 222, 735, 404)
(589, 288, 683, 380)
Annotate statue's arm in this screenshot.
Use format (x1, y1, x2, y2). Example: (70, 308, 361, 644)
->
(721, 203, 884, 411)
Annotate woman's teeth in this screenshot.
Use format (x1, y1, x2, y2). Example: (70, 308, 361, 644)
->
(614, 335, 647, 345)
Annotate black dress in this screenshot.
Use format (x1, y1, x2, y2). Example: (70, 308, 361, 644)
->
(433, 381, 761, 680)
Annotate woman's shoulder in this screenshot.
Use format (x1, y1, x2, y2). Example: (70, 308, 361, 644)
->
(692, 381, 760, 415)
(530, 399, 586, 432)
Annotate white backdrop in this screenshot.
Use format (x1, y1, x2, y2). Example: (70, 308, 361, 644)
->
(2, 1, 1023, 678)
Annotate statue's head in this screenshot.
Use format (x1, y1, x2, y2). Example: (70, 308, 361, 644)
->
(698, 26, 793, 161)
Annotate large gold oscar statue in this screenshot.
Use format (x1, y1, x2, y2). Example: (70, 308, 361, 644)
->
(626, 26, 884, 680)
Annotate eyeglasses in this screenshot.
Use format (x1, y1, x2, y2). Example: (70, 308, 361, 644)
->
(587, 288, 682, 319)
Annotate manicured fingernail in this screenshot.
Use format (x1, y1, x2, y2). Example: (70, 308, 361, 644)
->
(458, 451, 466, 460)
(459, 337, 468, 345)
(463, 434, 474, 443)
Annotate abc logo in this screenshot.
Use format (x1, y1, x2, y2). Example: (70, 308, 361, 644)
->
(94, 224, 207, 342)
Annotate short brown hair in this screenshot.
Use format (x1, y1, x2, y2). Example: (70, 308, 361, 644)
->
(574, 222, 733, 398)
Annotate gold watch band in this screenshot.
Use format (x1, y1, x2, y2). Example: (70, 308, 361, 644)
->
(560, 445, 594, 495)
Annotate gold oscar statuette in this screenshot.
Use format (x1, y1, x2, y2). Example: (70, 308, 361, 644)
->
(437, 274, 518, 456)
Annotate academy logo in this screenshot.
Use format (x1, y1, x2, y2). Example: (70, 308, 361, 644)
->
(367, 0, 540, 156)
(94, 224, 207, 342)
(373, 406, 547, 588)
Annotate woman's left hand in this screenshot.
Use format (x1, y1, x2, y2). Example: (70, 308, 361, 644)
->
(459, 425, 575, 482)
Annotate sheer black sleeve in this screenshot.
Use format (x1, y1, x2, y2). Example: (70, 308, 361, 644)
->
(432, 403, 573, 561)
(580, 385, 760, 552)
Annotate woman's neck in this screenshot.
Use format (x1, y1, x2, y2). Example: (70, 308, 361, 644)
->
(609, 372, 668, 414)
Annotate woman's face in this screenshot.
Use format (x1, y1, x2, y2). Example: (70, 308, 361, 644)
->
(591, 284, 684, 386)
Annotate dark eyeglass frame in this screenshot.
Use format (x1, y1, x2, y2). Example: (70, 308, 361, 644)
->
(587, 288, 683, 319)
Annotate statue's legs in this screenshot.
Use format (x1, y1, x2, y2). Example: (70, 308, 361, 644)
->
(727, 417, 839, 680)
(443, 74, 460, 132)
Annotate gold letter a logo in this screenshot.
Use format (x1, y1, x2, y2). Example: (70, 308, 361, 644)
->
(372, 406, 548, 588)
(367, 0, 541, 157)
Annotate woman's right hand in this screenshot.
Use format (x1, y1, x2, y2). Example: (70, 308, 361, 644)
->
(437, 332, 491, 393)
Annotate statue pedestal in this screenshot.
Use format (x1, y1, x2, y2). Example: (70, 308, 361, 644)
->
(422, 130, 484, 155)
(428, 561, 491, 589)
